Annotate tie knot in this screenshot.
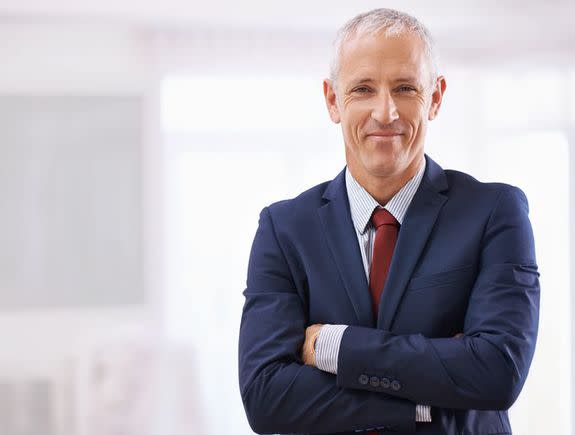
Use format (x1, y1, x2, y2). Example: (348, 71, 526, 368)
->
(370, 208, 398, 229)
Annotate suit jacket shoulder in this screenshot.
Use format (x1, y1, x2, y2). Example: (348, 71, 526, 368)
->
(263, 156, 528, 232)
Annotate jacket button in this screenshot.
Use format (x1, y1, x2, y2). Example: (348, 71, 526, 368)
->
(380, 377, 390, 388)
(369, 376, 380, 387)
(391, 380, 401, 391)
(358, 374, 369, 385)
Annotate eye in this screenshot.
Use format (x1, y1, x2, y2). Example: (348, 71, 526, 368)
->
(397, 85, 416, 93)
(352, 86, 372, 94)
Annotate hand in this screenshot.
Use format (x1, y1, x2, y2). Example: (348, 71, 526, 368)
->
(301, 324, 323, 367)
(454, 332, 464, 338)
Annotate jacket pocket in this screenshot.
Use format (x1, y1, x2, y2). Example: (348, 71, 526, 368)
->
(407, 265, 475, 291)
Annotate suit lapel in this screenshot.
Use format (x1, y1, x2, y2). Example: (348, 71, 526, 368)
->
(318, 168, 374, 328)
(378, 155, 449, 330)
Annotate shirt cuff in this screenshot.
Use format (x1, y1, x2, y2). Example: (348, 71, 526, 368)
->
(415, 404, 431, 422)
(315, 324, 348, 374)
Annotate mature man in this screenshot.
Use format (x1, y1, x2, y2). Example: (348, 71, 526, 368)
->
(239, 8, 539, 435)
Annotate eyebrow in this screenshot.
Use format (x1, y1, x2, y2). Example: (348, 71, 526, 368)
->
(348, 78, 374, 87)
(393, 76, 420, 84)
(347, 76, 422, 87)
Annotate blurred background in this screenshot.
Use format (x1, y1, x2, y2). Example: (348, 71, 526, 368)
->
(0, 0, 573, 434)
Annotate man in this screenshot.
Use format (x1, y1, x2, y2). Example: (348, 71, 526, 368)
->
(238, 8, 539, 435)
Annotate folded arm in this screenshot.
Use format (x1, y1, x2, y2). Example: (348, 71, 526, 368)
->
(314, 186, 540, 410)
(239, 206, 416, 434)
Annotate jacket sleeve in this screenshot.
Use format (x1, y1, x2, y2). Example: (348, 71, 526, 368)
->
(335, 186, 540, 411)
(238, 206, 416, 434)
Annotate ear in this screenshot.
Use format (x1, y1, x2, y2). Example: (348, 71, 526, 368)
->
(323, 79, 341, 124)
(428, 75, 446, 121)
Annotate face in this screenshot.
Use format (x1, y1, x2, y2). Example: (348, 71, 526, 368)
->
(324, 31, 446, 182)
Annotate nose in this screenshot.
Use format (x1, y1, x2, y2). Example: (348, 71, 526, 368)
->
(370, 90, 399, 125)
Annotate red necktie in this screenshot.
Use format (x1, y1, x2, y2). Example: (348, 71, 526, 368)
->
(369, 208, 399, 319)
(367, 208, 399, 435)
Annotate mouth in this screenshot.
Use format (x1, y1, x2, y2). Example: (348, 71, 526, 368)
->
(366, 131, 403, 138)
(366, 132, 403, 141)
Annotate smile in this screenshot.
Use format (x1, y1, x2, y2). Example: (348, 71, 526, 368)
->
(366, 131, 402, 137)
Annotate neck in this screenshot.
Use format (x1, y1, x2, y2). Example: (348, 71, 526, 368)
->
(347, 154, 424, 205)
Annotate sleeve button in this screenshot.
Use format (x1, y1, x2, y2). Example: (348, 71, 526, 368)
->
(369, 376, 380, 387)
(391, 380, 402, 391)
(358, 374, 369, 385)
(380, 377, 390, 388)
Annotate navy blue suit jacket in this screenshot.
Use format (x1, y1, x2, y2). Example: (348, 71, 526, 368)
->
(239, 154, 540, 434)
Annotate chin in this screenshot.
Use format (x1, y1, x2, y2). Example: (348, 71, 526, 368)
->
(362, 149, 399, 169)
(365, 160, 400, 177)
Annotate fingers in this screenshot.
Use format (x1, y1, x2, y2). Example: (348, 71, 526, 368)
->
(301, 324, 322, 366)
(301, 326, 313, 364)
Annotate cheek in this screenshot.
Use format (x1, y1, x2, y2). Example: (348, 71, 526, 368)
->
(399, 101, 428, 131)
(342, 107, 367, 136)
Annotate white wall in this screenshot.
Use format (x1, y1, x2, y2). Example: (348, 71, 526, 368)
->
(0, 21, 167, 435)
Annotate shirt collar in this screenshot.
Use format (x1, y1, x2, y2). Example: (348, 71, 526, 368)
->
(345, 157, 426, 234)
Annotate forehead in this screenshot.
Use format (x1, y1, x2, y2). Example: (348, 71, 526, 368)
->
(338, 31, 429, 82)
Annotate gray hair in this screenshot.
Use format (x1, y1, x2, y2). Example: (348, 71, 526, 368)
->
(329, 8, 438, 88)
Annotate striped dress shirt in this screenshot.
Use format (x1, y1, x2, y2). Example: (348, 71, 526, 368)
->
(315, 157, 432, 423)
